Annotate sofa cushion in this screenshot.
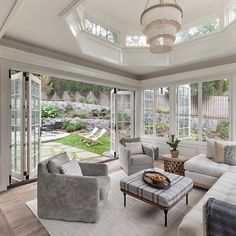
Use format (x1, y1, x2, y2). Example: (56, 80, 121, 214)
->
(184, 154, 229, 178)
(96, 176, 111, 200)
(131, 154, 152, 165)
(61, 159, 83, 176)
(47, 152, 70, 174)
(125, 142, 143, 155)
(206, 139, 215, 159)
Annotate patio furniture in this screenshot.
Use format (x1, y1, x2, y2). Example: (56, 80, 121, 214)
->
(37, 153, 111, 223)
(80, 127, 99, 142)
(119, 137, 156, 175)
(120, 168, 193, 226)
(84, 128, 107, 146)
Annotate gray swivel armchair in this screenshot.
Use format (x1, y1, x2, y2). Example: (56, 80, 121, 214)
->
(119, 137, 158, 176)
(37, 154, 111, 223)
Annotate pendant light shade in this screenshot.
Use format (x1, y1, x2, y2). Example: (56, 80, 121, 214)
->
(140, 1, 183, 53)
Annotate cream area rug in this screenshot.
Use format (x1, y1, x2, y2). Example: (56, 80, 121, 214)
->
(26, 170, 205, 236)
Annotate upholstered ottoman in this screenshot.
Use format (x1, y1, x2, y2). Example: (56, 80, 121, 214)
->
(120, 168, 193, 226)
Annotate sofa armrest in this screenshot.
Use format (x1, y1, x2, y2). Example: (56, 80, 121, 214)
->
(142, 144, 155, 158)
(79, 163, 108, 176)
(203, 198, 236, 236)
(37, 173, 99, 215)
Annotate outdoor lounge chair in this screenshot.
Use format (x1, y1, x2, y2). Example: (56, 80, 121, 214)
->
(79, 127, 99, 142)
(84, 128, 107, 146)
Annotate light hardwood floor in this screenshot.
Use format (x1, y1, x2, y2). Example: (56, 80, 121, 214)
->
(0, 160, 163, 236)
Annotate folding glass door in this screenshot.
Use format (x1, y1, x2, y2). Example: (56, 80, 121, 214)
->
(11, 72, 41, 182)
(110, 89, 134, 157)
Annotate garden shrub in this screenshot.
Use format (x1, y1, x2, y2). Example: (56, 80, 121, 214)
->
(42, 105, 60, 118)
(66, 122, 87, 132)
(92, 109, 99, 117)
(99, 108, 109, 117)
(156, 107, 170, 115)
(156, 122, 169, 135)
(217, 119, 229, 139)
(64, 104, 75, 118)
(77, 110, 90, 118)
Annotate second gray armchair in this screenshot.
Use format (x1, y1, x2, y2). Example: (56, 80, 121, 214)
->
(37, 153, 111, 223)
(119, 137, 158, 175)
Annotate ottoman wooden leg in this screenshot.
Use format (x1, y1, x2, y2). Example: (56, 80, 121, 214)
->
(123, 193, 126, 207)
(164, 210, 168, 227)
(186, 194, 189, 205)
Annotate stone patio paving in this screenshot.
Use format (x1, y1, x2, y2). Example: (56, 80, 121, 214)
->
(41, 141, 112, 163)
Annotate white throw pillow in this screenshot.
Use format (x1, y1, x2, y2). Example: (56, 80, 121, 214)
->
(61, 158, 83, 176)
(125, 142, 143, 155)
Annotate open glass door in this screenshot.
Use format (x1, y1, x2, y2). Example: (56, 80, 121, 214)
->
(10, 71, 41, 183)
(110, 89, 134, 157)
(27, 74, 41, 178)
(11, 72, 25, 181)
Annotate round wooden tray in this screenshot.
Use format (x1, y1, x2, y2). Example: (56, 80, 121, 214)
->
(142, 170, 171, 189)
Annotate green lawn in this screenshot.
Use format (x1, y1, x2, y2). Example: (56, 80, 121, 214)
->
(58, 134, 111, 155)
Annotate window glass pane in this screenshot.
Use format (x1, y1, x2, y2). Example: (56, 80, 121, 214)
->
(143, 90, 154, 135)
(126, 36, 148, 47)
(202, 79, 230, 141)
(84, 18, 118, 44)
(177, 84, 198, 140)
(156, 87, 170, 138)
(228, 6, 236, 24)
(176, 18, 220, 44)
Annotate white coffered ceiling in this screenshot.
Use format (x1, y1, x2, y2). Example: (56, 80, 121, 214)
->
(0, 0, 235, 78)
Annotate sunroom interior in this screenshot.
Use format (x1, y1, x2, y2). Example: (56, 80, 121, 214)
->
(1, 0, 236, 236)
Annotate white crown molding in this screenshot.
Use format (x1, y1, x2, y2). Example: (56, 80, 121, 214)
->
(0, 41, 140, 89)
(0, 0, 24, 39)
(140, 62, 236, 88)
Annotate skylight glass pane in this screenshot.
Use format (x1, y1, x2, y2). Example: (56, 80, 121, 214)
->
(229, 7, 236, 24)
(175, 18, 220, 44)
(84, 18, 118, 44)
(126, 36, 148, 47)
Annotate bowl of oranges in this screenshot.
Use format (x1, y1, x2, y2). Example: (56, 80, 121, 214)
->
(143, 170, 171, 189)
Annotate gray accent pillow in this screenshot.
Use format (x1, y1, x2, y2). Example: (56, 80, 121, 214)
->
(224, 145, 236, 165)
(47, 152, 70, 174)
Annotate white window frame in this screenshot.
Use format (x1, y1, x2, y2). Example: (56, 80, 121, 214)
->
(142, 77, 232, 144)
(142, 85, 172, 139)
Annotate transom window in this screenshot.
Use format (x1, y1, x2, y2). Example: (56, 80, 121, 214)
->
(126, 36, 149, 47)
(227, 4, 236, 25)
(84, 18, 118, 44)
(175, 18, 220, 44)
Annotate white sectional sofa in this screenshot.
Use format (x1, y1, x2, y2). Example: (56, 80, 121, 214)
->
(184, 153, 236, 189)
(178, 149, 236, 236)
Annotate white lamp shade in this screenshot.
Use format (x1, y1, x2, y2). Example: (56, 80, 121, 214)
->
(140, 3, 183, 54)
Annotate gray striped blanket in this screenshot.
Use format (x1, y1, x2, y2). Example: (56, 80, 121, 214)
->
(204, 198, 236, 236)
(120, 168, 193, 208)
